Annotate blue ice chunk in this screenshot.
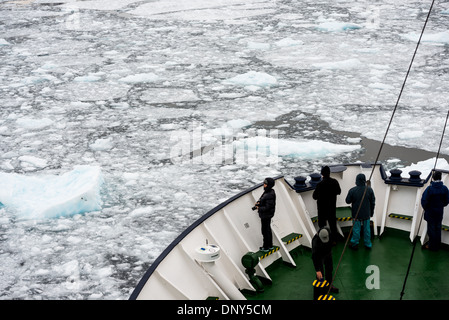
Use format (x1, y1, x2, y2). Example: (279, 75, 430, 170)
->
(0, 166, 104, 220)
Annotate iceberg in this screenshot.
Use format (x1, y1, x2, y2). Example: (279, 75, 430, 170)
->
(0, 166, 104, 220)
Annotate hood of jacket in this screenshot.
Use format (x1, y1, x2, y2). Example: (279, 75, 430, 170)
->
(356, 173, 366, 187)
(431, 180, 444, 189)
(264, 177, 275, 191)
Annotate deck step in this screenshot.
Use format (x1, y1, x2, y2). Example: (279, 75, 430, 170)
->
(388, 213, 413, 220)
(336, 206, 352, 221)
(311, 207, 352, 223)
(255, 246, 280, 260)
(282, 233, 303, 245)
(337, 216, 352, 221)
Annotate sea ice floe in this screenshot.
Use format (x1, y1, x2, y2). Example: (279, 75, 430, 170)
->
(398, 158, 449, 178)
(18, 155, 48, 170)
(274, 37, 304, 47)
(53, 83, 130, 101)
(74, 75, 102, 82)
(397, 130, 423, 140)
(246, 41, 271, 50)
(140, 88, 200, 104)
(316, 21, 362, 32)
(312, 58, 364, 70)
(16, 117, 54, 131)
(118, 73, 159, 83)
(401, 31, 449, 44)
(223, 71, 277, 88)
(89, 138, 114, 151)
(226, 119, 252, 129)
(128, 0, 275, 21)
(233, 137, 361, 159)
(17, 74, 59, 86)
(61, 0, 141, 11)
(0, 166, 103, 220)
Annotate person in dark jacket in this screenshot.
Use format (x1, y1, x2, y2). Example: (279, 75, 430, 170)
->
(345, 173, 375, 249)
(311, 227, 339, 293)
(421, 171, 449, 251)
(313, 166, 342, 244)
(255, 177, 276, 252)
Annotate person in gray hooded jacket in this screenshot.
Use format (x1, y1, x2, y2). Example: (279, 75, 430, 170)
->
(345, 173, 375, 249)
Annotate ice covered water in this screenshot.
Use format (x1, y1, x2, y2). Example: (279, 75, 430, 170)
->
(0, 0, 449, 299)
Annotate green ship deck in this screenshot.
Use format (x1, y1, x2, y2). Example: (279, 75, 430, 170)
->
(245, 228, 449, 300)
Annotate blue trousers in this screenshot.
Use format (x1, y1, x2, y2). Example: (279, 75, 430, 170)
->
(350, 219, 372, 248)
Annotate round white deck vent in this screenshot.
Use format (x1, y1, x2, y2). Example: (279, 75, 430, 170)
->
(194, 244, 220, 262)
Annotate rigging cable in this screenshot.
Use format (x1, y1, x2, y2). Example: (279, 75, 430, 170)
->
(400, 110, 449, 300)
(327, 0, 436, 297)
(368, 0, 435, 183)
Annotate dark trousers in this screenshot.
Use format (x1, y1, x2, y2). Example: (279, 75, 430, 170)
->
(318, 213, 339, 242)
(320, 254, 334, 282)
(261, 218, 273, 249)
(427, 220, 442, 251)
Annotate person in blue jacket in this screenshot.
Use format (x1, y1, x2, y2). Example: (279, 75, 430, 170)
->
(421, 171, 449, 251)
(345, 173, 375, 249)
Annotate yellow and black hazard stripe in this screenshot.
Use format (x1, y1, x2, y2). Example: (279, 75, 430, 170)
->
(318, 294, 335, 300)
(337, 217, 352, 221)
(282, 233, 303, 245)
(312, 279, 329, 288)
(388, 213, 412, 220)
(259, 247, 279, 260)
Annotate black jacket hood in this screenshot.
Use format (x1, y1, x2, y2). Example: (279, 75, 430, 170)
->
(264, 177, 275, 191)
(356, 173, 366, 187)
